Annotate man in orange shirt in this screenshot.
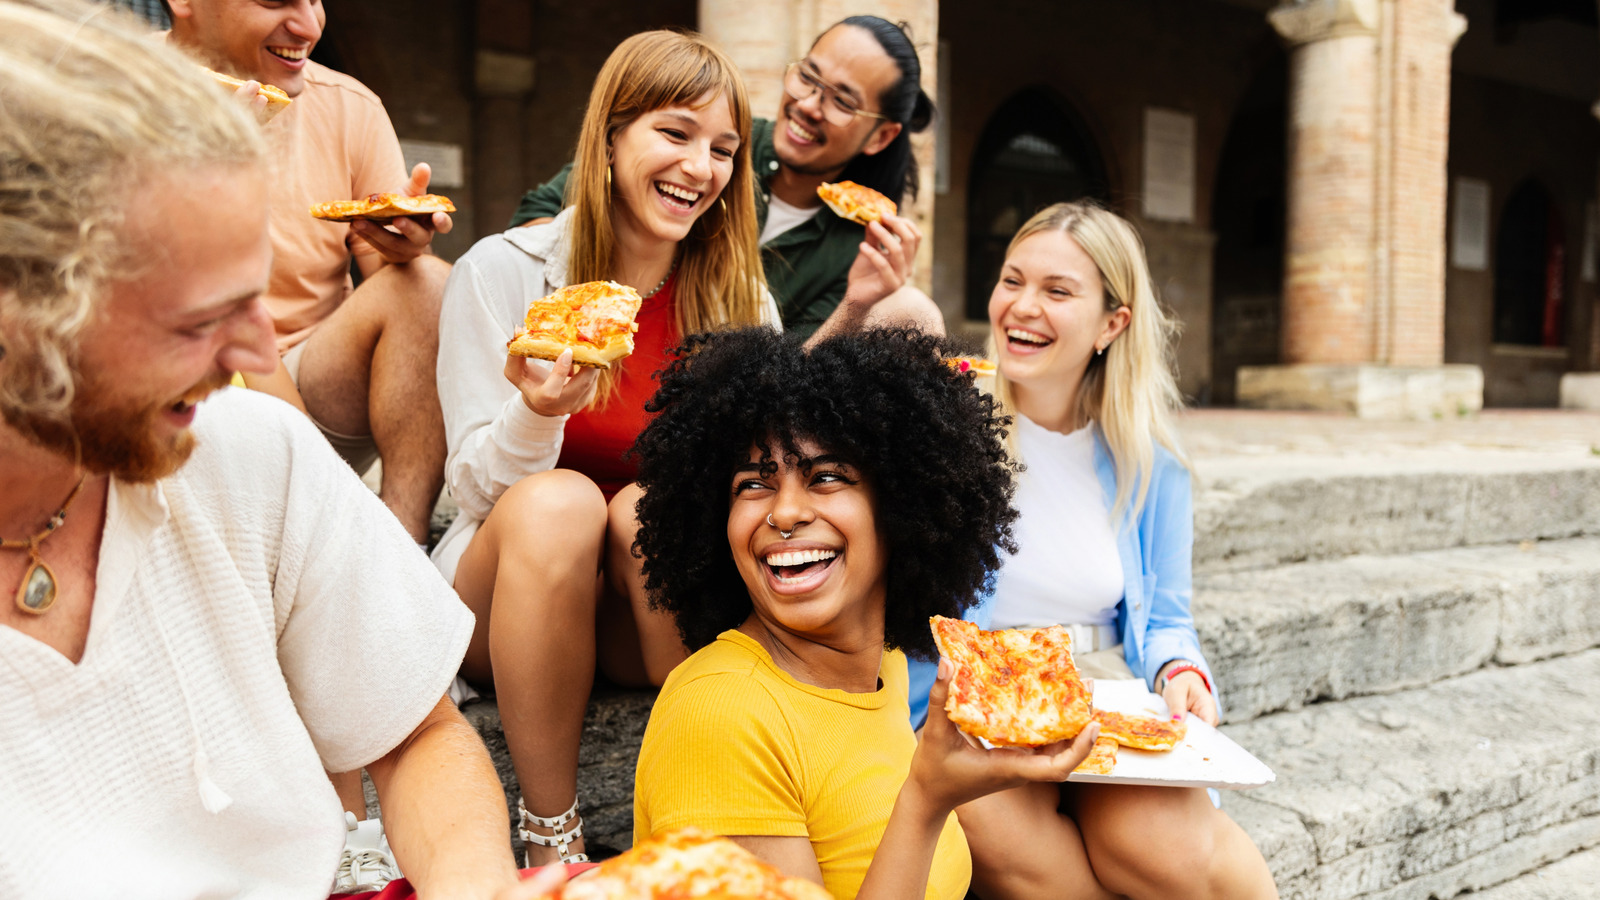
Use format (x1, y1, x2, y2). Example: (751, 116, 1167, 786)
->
(167, 0, 448, 548)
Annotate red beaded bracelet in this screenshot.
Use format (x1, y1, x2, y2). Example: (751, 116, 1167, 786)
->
(1159, 662, 1212, 696)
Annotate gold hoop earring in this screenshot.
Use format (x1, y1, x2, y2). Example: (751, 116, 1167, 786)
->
(605, 165, 612, 187)
(719, 198, 727, 213)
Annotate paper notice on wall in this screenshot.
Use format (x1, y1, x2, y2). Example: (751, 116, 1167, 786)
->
(399, 140, 464, 190)
(1452, 177, 1490, 271)
(1143, 108, 1195, 223)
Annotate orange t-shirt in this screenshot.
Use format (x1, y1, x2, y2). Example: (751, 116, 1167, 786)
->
(556, 274, 680, 501)
(261, 61, 407, 352)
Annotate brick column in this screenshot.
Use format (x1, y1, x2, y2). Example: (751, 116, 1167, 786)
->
(1240, 0, 1479, 418)
(697, 0, 939, 295)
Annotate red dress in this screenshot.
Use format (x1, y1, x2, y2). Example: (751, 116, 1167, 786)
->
(555, 273, 680, 501)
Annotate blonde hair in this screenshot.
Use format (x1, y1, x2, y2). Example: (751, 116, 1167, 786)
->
(992, 201, 1188, 522)
(0, 0, 264, 431)
(565, 30, 767, 402)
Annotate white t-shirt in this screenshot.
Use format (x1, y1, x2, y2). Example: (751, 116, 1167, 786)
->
(989, 418, 1125, 629)
(759, 194, 823, 245)
(0, 389, 474, 900)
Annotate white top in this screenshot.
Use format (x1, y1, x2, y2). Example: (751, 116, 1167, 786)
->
(0, 389, 474, 900)
(432, 208, 782, 584)
(759, 193, 822, 245)
(989, 418, 1125, 630)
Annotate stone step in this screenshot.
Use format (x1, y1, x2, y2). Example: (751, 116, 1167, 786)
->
(1466, 842, 1600, 899)
(1220, 649, 1600, 900)
(1191, 453, 1600, 573)
(1195, 536, 1600, 723)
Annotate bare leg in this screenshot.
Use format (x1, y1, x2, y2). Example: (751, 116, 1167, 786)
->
(329, 769, 366, 818)
(862, 285, 946, 336)
(295, 255, 450, 541)
(957, 784, 1119, 900)
(451, 469, 608, 864)
(598, 483, 688, 687)
(1069, 784, 1277, 900)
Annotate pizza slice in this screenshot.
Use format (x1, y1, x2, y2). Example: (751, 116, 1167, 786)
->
(204, 67, 292, 123)
(1073, 736, 1119, 776)
(817, 180, 897, 225)
(1092, 708, 1187, 752)
(944, 356, 998, 376)
(309, 192, 457, 223)
(507, 280, 643, 370)
(929, 616, 1093, 748)
(537, 827, 832, 900)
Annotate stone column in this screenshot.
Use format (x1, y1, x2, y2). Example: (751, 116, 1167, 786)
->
(1240, 0, 1479, 418)
(697, 0, 939, 295)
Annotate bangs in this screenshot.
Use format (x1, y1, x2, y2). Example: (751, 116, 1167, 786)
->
(609, 36, 749, 133)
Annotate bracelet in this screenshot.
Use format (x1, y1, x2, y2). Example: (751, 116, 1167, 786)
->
(1159, 662, 1212, 696)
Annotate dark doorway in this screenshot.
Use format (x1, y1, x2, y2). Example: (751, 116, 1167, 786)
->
(964, 88, 1109, 320)
(1209, 52, 1288, 405)
(1493, 179, 1565, 347)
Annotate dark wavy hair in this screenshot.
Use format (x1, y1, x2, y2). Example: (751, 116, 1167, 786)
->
(631, 327, 1018, 660)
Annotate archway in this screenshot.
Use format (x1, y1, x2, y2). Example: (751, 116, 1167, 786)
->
(964, 88, 1109, 320)
(1209, 52, 1288, 405)
(1493, 179, 1565, 347)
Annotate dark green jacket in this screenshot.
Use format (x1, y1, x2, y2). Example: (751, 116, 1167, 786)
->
(509, 118, 863, 339)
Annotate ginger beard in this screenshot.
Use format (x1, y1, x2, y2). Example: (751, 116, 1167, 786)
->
(5, 369, 234, 483)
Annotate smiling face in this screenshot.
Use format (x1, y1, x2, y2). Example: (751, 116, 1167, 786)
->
(62, 165, 277, 481)
(168, 0, 325, 98)
(608, 92, 740, 249)
(772, 25, 903, 178)
(727, 438, 888, 647)
(989, 229, 1130, 403)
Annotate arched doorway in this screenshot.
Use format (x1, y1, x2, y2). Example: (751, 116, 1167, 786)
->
(1493, 179, 1565, 347)
(1209, 52, 1288, 405)
(964, 88, 1109, 320)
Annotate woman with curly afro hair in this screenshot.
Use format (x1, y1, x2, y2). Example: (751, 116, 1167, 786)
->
(628, 326, 1103, 900)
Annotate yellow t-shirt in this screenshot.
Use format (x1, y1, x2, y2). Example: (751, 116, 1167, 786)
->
(634, 629, 971, 900)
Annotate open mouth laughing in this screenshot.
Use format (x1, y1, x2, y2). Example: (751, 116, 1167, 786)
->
(655, 181, 702, 211)
(1004, 327, 1054, 351)
(765, 547, 839, 585)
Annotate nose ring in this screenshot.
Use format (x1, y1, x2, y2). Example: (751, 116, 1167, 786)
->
(766, 513, 794, 540)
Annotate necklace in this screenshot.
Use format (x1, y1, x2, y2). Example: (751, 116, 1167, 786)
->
(641, 258, 679, 300)
(3, 474, 88, 615)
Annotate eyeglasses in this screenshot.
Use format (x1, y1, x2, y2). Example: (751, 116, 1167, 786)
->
(782, 61, 888, 127)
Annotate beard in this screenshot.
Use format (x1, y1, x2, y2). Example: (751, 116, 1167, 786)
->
(3, 370, 232, 483)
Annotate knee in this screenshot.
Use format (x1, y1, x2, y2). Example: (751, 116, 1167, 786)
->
(1081, 789, 1216, 894)
(378, 254, 450, 327)
(605, 484, 644, 549)
(867, 285, 946, 336)
(493, 470, 608, 549)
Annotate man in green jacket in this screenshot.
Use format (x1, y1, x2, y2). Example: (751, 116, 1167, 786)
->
(512, 16, 942, 340)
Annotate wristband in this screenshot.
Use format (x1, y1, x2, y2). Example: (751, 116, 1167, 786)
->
(1159, 662, 1212, 696)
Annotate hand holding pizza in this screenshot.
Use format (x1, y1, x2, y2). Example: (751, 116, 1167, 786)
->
(908, 658, 1101, 812)
(504, 348, 600, 418)
(842, 214, 922, 309)
(351, 163, 454, 264)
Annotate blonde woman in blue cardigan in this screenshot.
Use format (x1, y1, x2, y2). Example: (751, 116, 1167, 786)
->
(914, 203, 1277, 900)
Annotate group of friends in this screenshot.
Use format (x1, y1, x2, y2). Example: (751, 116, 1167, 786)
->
(0, 0, 1279, 898)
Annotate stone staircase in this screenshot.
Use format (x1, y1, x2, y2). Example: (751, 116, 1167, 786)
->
(457, 410, 1600, 894)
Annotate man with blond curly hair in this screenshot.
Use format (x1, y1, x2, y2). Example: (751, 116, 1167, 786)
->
(0, 3, 548, 897)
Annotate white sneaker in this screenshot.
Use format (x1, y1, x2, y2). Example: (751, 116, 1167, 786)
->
(331, 812, 402, 893)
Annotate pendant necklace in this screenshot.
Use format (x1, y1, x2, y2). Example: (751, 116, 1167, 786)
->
(3, 474, 88, 615)
(641, 257, 679, 300)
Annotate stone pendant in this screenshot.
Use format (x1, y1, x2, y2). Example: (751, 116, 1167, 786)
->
(15, 557, 57, 615)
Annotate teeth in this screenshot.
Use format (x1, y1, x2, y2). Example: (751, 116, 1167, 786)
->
(1007, 328, 1050, 345)
(787, 118, 818, 142)
(268, 47, 307, 60)
(765, 549, 837, 568)
(656, 182, 701, 203)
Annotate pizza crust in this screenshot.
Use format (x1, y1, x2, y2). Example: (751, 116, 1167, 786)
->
(204, 68, 292, 124)
(929, 616, 1094, 748)
(817, 180, 897, 225)
(309, 193, 457, 222)
(506, 280, 643, 370)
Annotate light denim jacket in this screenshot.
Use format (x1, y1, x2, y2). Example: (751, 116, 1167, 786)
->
(908, 427, 1214, 727)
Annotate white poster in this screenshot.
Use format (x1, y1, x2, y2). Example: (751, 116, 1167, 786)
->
(399, 140, 465, 190)
(1143, 108, 1195, 223)
(1451, 177, 1490, 271)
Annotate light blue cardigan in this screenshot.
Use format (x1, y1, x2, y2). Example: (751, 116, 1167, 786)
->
(907, 428, 1215, 727)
